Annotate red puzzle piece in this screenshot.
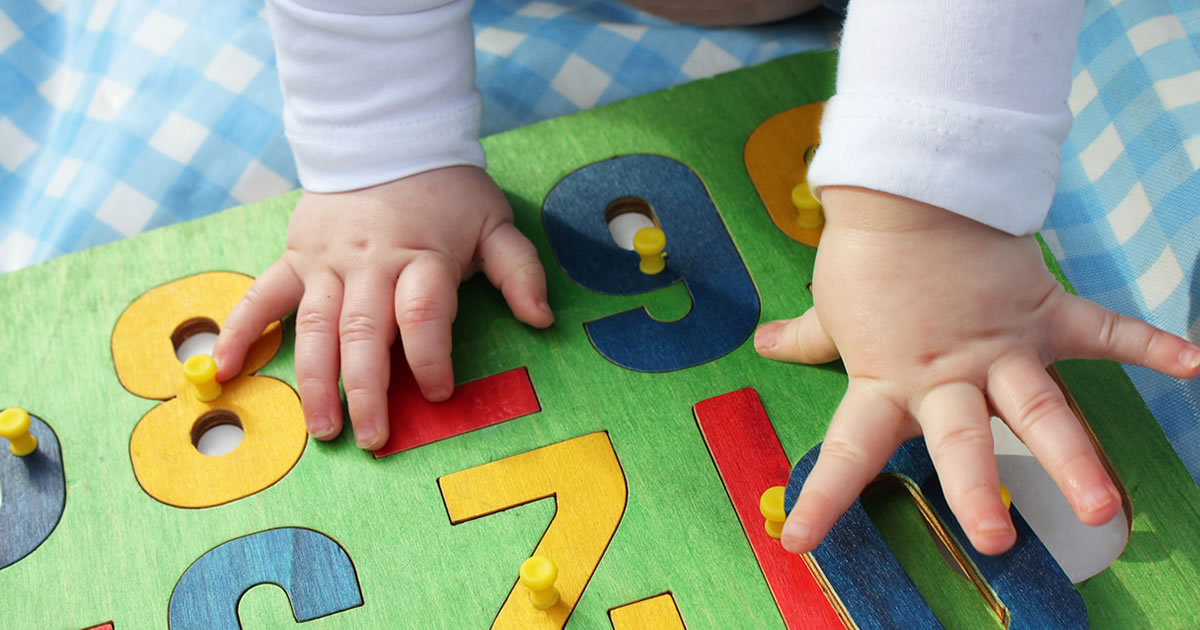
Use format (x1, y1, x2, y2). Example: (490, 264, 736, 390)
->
(694, 388, 845, 629)
(375, 354, 540, 458)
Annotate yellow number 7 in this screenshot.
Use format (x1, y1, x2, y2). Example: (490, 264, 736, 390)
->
(438, 432, 627, 629)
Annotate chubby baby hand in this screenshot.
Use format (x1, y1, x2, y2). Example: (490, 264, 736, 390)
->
(755, 187, 1200, 555)
(213, 166, 554, 449)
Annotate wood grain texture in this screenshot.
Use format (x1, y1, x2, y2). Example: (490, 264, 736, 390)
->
(609, 593, 687, 629)
(0, 51, 1197, 629)
(115, 273, 305, 507)
(127, 374, 306, 507)
(693, 388, 844, 629)
(111, 272, 281, 398)
(168, 527, 362, 628)
(744, 103, 825, 248)
(858, 485, 1000, 629)
(542, 155, 760, 372)
(438, 432, 627, 629)
(785, 439, 1087, 629)
(0, 412, 64, 569)
(375, 358, 540, 457)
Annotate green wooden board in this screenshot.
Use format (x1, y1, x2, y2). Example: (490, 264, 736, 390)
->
(2, 51, 1198, 629)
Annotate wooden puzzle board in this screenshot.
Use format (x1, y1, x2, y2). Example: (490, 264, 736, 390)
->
(2, 52, 1199, 629)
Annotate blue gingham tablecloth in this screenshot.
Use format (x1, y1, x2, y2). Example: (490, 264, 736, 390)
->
(1041, 0, 1200, 485)
(0, 0, 838, 268)
(2, 0, 1199, 484)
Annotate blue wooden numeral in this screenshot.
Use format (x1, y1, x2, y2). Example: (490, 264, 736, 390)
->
(543, 154, 760, 372)
(0, 412, 65, 570)
(784, 439, 1088, 629)
(168, 527, 363, 628)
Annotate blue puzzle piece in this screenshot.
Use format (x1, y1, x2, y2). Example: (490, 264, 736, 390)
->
(543, 154, 760, 372)
(0, 412, 65, 571)
(169, 527, 363, 628)
(785, 438, 1087, 629)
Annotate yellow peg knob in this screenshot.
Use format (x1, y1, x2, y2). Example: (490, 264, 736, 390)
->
(0, 408, 38, 456)
(1000, 484, 1012, 511)
(520, 555, 560, 610)
(760, 486, 787, 539)
(632, 226, 667, 275)
(790, 181, 824, 229)
(183, 354, 222, 402)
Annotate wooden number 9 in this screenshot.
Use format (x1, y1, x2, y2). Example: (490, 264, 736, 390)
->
(542, 155, 760, 373)
(111, 272, 305, 508)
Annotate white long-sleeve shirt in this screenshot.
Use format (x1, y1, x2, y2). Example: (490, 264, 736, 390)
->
(266, 0, 1084, 236)
(807, 1, 1084, 235)
(268, 0, 485, 192)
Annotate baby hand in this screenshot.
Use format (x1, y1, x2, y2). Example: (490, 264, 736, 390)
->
(213, 166, 554, 449)
(755, 187, 1200, 555)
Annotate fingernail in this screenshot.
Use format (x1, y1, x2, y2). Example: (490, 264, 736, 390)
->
(538, 300, 551, 314)
(355, 427, 377, 449)
(210, 354, 226, 378)
(755, 323, 780, 352)
(1181, 347, 1200, 370)
(975, 517, 1012, 536)
(427, 386, 452, 402)
(782, 519, 811, 548)
(1079, 485, 1117, 513)
(308, 416, 332, 439)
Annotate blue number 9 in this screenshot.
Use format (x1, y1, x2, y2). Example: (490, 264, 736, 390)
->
(542, 155, 760, 372)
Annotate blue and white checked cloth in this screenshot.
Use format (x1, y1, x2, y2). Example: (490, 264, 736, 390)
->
(2, 1, 1199, 483)
(1042, 0, 1200, 484)
(0, 0, 837, 268)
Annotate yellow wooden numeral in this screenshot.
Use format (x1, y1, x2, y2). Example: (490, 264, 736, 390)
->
(112, 272, 305, 508)
(438, 432, 627, 629)
(609, 593, 687, 629)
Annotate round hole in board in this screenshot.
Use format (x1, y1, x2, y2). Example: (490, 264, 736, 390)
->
(605, 197, 657, 251)
(191, 409, 244, 457)
(172, 318, 219, 363)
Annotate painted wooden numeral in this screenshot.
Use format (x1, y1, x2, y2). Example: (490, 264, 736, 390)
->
(542, 155, 760, 372)
(168, 527, 362, 628)
(744, 104, 825, 248)
(694, 389, 845, 629)
(785, 439, 1088, 629)
(609, 593, 686, 629)
(0, 411, 65, 570)
(438, 432, 627, 629)
(111, 272, 305, 507)
(375, 352, 540, 457)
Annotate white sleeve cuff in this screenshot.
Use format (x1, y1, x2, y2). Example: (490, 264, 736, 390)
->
(807, 0, 1085, 236)
(267, 0, 484, 192)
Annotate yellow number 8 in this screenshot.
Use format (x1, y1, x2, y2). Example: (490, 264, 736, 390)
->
(112, 272, 305, 508)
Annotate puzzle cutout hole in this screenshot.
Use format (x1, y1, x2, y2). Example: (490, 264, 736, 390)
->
(861, 476, 1001, 627)
(172, 317, 220, 363)
(191, 409, 244, 457)
(990, 416, 1129, 583)
(605, 197, 657, 250)
(864, 416, 1130, 588)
